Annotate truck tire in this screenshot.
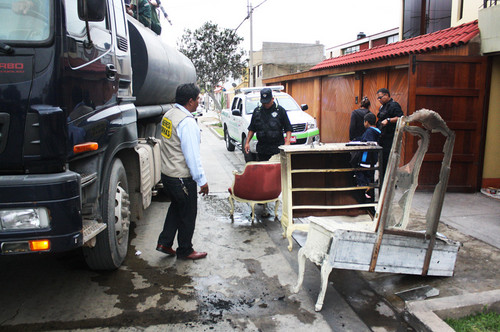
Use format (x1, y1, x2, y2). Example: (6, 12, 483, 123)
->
(224, 126, 235, 151)
(242, 134, 256, 162)
(83, 158, 131, 270)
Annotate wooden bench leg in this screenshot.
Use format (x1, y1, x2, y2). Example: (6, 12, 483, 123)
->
(315, 261, 333, 312)
(293, 247, 306, 293)
(286, 227, 294, 251)
(250, 202, 255, 223)
(228, 196, 235, 223)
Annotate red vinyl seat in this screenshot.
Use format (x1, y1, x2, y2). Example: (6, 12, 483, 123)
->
(228, 161, 282, 222)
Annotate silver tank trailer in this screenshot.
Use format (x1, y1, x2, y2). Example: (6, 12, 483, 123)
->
(127, 19, 196, 106)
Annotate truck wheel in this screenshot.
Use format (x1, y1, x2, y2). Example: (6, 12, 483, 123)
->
(83, 159, 131, 270)
(242, 135, 256, 162)
(224, 127, 235, 151)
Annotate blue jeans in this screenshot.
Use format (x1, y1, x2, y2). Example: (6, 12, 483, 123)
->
(157, 174, 198, 257)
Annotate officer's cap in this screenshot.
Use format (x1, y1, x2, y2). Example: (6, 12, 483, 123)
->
(260, 88, 273, 104)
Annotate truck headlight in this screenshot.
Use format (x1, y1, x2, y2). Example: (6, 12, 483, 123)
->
(0, 208, 50, 231)
(307, 121, 317, 130)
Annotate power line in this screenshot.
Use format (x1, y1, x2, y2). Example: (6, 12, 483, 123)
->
(234, 0, 268, 32)
(234, 14, 249, 32)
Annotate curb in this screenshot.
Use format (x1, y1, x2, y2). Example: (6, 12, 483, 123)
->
(208, 125, 224, 140)
(404, 289, 500, 331)
(199, 117, 224, 140)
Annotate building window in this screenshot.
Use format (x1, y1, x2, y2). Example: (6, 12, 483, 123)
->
(343, 45, 360, 55)
(387, 34, 399, 44)
(427, 0, 452, 33)
(403, 0, 452, 39)
(258, 65, 262, 77)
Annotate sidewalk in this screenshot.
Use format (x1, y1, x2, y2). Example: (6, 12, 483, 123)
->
(412, 191, 500, 250)
(199, 113, 500, 330)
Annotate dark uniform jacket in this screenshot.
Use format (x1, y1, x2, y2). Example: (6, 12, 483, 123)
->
(349, 108, 371, 141)
(248, 103, 293, 155)
(376, 98, 404, 148)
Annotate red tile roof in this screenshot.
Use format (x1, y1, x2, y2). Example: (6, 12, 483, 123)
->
(311, 20, 479, 71)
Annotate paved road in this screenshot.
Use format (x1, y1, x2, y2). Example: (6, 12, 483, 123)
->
(0, 113, 370, 331)
(2, 111, 499, 332)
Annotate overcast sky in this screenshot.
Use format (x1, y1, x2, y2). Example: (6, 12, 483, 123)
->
(158, 0, 402, 53)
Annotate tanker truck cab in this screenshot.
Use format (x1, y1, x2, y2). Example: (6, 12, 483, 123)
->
(222, 86, 320, 161)
(0, 0, 196, 270)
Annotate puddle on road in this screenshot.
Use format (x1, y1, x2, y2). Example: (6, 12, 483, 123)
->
(68, 195, 315, 330)
(331, 269, 415, 331)
(1, 193, 416, 331)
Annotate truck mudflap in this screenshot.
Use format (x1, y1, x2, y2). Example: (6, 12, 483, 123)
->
(0, 171, 83, 254)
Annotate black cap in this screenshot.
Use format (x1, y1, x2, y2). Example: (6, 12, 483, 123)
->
(260, 88, 273, 104)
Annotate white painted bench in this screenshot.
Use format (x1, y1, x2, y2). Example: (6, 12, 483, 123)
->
(292, 109, 461, 311)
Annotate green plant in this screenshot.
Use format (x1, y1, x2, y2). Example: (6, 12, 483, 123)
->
(219, 94, 226, 110)
(212, 126, 224, 136)
(445, 307, 500, 332)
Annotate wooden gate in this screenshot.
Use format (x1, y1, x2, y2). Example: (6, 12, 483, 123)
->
(408, 55, 489, 192)
(320, 74, 356, 142)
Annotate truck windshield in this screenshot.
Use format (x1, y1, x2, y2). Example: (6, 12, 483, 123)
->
(0, 0, 51, 42)
(245, 95, 301, 114)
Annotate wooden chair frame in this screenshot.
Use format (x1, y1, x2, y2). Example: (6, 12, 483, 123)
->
(293, 109, 459, 311)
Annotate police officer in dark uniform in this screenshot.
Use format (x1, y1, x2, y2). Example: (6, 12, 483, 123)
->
(244, 88, 293, 161)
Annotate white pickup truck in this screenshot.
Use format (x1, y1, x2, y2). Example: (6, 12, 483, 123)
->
(221, 86, 320, 161)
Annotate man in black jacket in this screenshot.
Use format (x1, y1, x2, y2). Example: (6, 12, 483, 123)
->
(376, 88, 404, 179)
(244, 88, 293, 161)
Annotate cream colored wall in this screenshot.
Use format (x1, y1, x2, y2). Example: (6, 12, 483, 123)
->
(483, 56, 500, 179)
(451, 0, 481, 26)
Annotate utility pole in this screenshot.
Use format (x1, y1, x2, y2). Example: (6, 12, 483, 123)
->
(235, 0, 267, 87)
(248, 0, 254, 87)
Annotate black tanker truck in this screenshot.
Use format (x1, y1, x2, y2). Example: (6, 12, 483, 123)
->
(0, 0, 196, 269)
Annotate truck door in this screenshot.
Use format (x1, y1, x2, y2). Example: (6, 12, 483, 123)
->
(109, 0, 132, 100)
(63, 0, 117, 144)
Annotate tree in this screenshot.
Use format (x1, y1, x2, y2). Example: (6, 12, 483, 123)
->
(178, 22, 246, 111)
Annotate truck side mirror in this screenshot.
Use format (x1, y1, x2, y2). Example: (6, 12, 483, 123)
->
(301, 104, 309, 111)
(78, 0, 106, 21)
(232, 109, 241, 116)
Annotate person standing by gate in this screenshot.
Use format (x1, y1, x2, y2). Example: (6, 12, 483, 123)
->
(244, 88, 293, 161)
(376, 88, 404, 178)
(156, 83, 209, 260)
(349, 96, 372, 141)
(350, 113, 381, 202)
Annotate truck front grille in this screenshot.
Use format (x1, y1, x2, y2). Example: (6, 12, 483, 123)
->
(292, 123, 306, 132)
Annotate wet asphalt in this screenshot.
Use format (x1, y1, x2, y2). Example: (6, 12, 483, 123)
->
(0, 113, 369, 331)
(7, 111, 485, 331)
